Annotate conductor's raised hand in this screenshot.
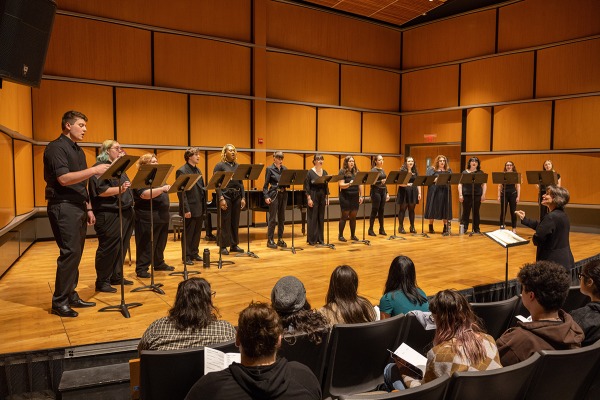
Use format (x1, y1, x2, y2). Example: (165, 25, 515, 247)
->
(515, 210, 525, 220)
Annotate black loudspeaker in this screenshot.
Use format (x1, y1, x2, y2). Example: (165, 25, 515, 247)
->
(0, 0, 56, 87)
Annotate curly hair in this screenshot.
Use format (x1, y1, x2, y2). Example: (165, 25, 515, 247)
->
(582, 259, 600, 298)
(322, 265, 376, 324)
(545, 185, 570, 209)
(137, 153, 157, 167)
(401, 157, 418, 175)
(220, 144, 236, 162)
(342, 156, 358, 177)
(518, 261, 570, 312)
(238, 302, 283, 358)
(278, 301, 329, 345)
(433, 155, 449, 171)
(168, 277, 218, 331)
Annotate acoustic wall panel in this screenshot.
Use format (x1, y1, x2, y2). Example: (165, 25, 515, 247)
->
(492, 103, 552, 151)
(317, 109, 361, 153)
(401, 65, 459, 112)
(190, 96, 251, 148)
(266, 103, 316, 151)
(341, 65, 400, 111)
(362, 113, 400, 155)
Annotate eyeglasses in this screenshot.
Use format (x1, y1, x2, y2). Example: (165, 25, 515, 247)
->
(110, 146, 122, 151)
(211, 290, 216, 297)
(314, 156, 324, 160)
(578, 273, 588, 280)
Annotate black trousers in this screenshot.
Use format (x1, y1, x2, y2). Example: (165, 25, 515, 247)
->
(135, 212, 168, 273)
(48, 202, 87, 308)
(94, 208, 134, 286)
(399, 204, 416, 227)
(268, 191, 287, 241)
(307, 190, 326, 244)
(217, 194, 241, 248)
(500, 190, 518, 228)
(369, 187, 386, 230)
(182, 214, 204, 260)
(461, 194, 482, 232)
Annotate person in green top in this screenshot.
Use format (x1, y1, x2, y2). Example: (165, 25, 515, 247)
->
(379, 255, 429, 319)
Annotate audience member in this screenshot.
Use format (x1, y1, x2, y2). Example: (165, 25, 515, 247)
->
(379, 255, 429, 319)
(319, 265, 377, 325)
(185, 302, 321, 400)
(571, 259, 600, 346)
(384, 290, 501, 390)
(138, 277, 235, 351)
(496, 261, 584, 366)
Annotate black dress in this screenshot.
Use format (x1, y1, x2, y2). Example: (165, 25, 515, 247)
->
(424, 168, 452, 220)
(339, 169, 359, 211)
(396, 171, 419, 206)
(304, 168, 329, 245)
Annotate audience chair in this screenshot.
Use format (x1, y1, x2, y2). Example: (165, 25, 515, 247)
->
(524, 339, 600, 400)
(321, 314, 406, 399)
(338, 375, 450, 400)
(400, 314, 436, 356)
(562, 285, 590, 313)
(471, 296, 520, 339)
(444, 352, 540, 400)
(278, 328, 330, 383)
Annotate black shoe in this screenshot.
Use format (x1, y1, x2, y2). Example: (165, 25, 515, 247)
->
(474, 229, 481, 234)
(95, 284, 117, 293)
(155, 264, 175, 271)
(205, 234, 217, 241)
(51, 305, 78, 317)
(442, 224, 448, 234)
(220, 247, 230, 255)
(338, 236, 347, 242)
(429, 224, 435, 234)
(410, 226, 417, 234)
(351, 235, 359, 241)
(500, 225, 506, 229)
(110, 278, 133, 285)
(70, 298, 96, 308)
(267, 240, 277, 249)
(277, 239, 287, 248)
(379, 229, 387, 236)
(368, 229, 376, 237)
(137, 271, 151, 278)
(399, 226, 406, 234)
(192, 255, 203, 261)
(230, 245, 244, 253)
(184, 259, 195, 265)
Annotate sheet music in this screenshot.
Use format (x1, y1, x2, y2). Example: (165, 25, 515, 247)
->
(485, 229, 529, 248)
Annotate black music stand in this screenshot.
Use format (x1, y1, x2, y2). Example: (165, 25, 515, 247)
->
(97, 155, 142, 318)
(526, 170, 558, 220)
(353, 171, 380, 246)
(412, 175, 436, 238)
(207, 171, 235, 269)
(433, 172, 459, 237)
(168, 173, 202, 280)
(232, 164, 264, 258)
(386, 170, 410, 241)
(484, 229, 529, 299)
(458, 172, 488, 236)
(131, 163, 173, 295)
(279, 169, 308, 254)
(492, 172, 520, 229)
(314, 174, 342, 250)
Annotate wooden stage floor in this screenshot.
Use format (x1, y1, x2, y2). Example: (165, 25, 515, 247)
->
(2, 219, 599, 355)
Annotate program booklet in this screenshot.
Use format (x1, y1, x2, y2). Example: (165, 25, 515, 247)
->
(484, 229, 529, 248)
(388, 343, 427, 380)
(204, 346, 241, 374)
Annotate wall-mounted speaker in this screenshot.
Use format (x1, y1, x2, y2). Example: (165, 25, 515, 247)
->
(0, 0, 56, 88)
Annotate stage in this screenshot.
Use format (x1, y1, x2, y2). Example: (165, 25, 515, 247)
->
(2, 219, 599, 355)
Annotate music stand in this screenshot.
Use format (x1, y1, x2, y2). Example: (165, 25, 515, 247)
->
(386, 170, 410, 240)
(231, 164, 264, 258)
(131, 164, 173, 295)
(412, 175, 435, 238)
(492, 172, 520, 229)
(353, 171, 380, 246)
(97, 155, 142, 318)
(314, 174, 342, 250)
(168, 173, 202, 280)
(484, 229, 529, 299)
(433, 172, 458, 236)
(526, 170, 558, 220)
(279, 169, 308, 254)
(458, 172, 488, 236)
(206, 171, 235, 269)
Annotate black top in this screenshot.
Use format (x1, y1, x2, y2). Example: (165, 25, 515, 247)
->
(461, 169, 486, 196)
(371, 167, 386, 189)
(339, 168, 359, 195)
(133, 189, 170, 223)
(88, 161, 134, 211)
(521, 208, 574, 269)
(263, 163, 288, 199)
(304, 169, 330, 195)
(176, 162, 205, 217)
(214, 161, 245, 197)
(43, 134, 88, 203)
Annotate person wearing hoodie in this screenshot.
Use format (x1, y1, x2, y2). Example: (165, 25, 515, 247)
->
(571, 259, 600, 346)
(185, 302, 321, 400)
(496, 261, 584, 366)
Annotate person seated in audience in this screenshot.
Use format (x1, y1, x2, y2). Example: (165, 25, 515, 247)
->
(383, 289, 501, 390)
(138, 277, 236, 352)
(271, 275, 329, 344)
(571, 259, 600, 346)
(379, 255, 429, 319)
(496, 261, 584, 365)
(319, 265, 377, 325)
(185, 302, 322, 400)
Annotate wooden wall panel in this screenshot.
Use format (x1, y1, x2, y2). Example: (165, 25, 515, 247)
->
(341, 66, 400, 111)
(266, 52, 339, 104)
(401, 65, 459, 111)
(116, 89, 187, 146)
(354, 155, 371, 175)
(45, 15, 151, 85)
(466, 108, 492, 152)
(498, 0, 600, 52)
(362, 113, 400, 155)
(0, 81, 32, 137)
(266, 103, 316, 151)
(536, 39, 600, 98)
(14, 141, 34, 215)
(56, 0, 251, 42)
(0, 133, 15, 228)
(400, 111, 462, 151)
(317, 109, 361, 153)
(190, 96, 251, 148)
(154, 34, 251, 95)
(554, 96, 600, 150)
(32, 81, 114, 143)
(461, 53, 534, 106)
(402, 10, 496, 69)
(267, 1, 401, 69)
(492, 103, 552, 151)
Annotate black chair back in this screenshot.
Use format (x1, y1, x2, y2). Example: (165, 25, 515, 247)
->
(339, 375, 450, 399)
(401, 314, 436, 356)
(278, 329, 329, 383)
(562, 285, 590, 313)
(471, 296, 520, 339)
